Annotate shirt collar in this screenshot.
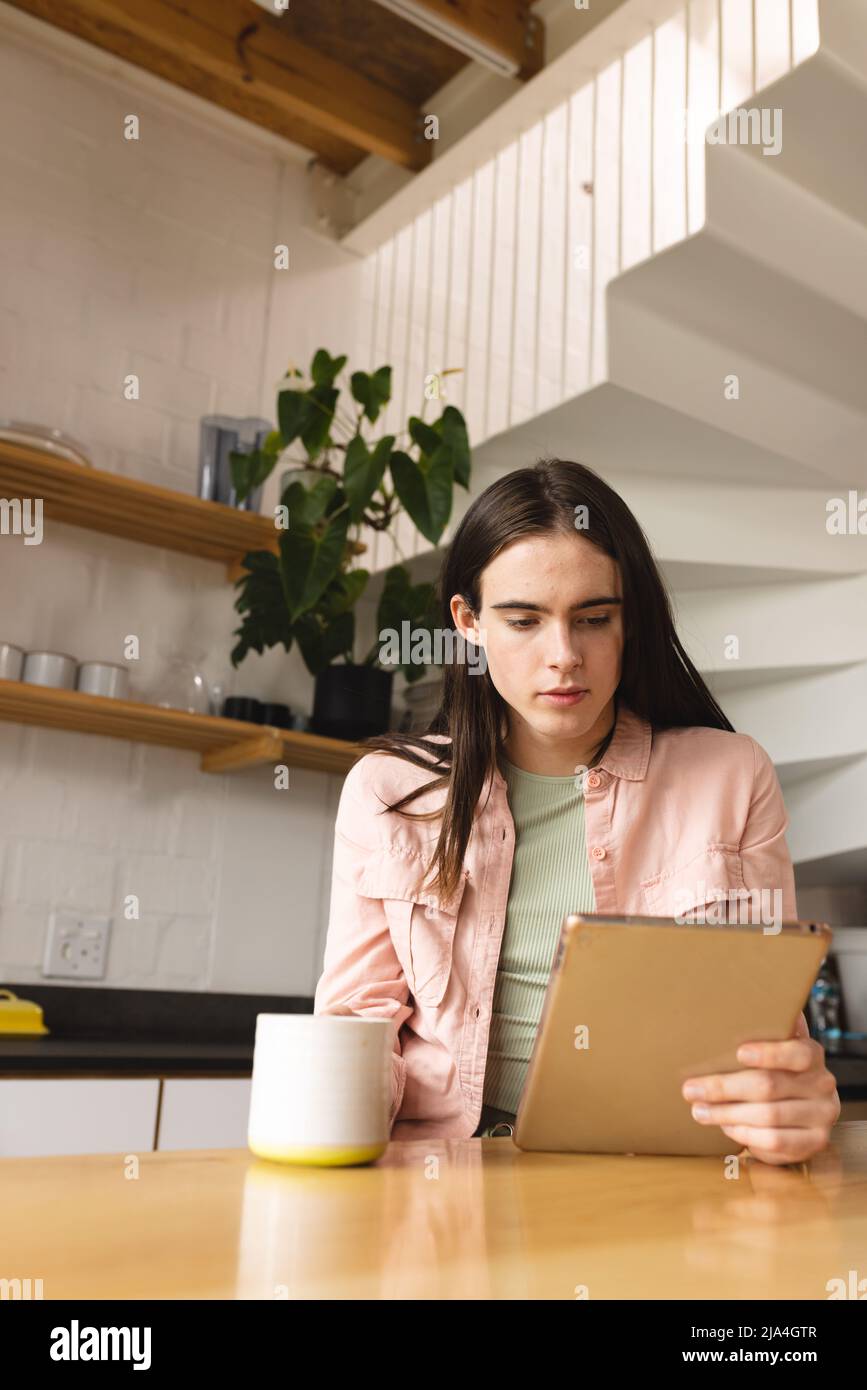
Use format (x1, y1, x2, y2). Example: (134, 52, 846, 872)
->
(491, 699, 651, 789)
(596, 701, 652, 780)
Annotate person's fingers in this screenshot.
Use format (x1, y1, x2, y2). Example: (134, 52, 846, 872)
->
(719, 1124, 831, 1164)
(683, 1062, 836, 1104)
(734, 1036, 824, 1072)
(690, 1097, 838, 1128)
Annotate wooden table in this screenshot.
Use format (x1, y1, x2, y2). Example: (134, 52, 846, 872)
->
(3, 1123, 866, 1300)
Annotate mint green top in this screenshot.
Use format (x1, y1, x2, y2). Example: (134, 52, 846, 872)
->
(481, 755, 597, 1114)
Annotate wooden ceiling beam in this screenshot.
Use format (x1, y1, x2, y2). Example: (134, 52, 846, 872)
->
(372, 0, 543, 79)
(7, 0, 432, 172)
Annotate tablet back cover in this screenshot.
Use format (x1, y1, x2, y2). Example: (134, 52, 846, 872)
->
(512, 915, 831, 1156)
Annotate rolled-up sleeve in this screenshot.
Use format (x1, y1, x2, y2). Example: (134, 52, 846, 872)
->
(739, 738, 798, 922)
(313, 757, 412, 1130)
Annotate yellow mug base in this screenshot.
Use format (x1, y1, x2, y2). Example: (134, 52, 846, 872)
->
(249, 1139, 387, 1167)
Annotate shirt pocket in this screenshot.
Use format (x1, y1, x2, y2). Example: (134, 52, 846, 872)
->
(357, 850, 469, 1007)
(639, 845, 746, 920)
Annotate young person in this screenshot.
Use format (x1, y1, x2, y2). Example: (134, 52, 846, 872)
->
(314, 459, 839, 1164)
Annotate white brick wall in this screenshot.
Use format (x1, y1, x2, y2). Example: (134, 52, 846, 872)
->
(0, 10, 370, 995)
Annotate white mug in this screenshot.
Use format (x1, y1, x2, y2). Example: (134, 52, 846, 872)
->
(247, 1014, 393, 1167)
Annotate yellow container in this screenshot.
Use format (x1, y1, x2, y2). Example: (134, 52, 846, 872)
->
(0, 988, 50, 1035)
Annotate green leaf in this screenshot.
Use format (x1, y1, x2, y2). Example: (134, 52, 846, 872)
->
(233, 548, 286, 582)
(299, 474, 339, 526)
(350, 366, 391, 423)
(320, 567, 369, 620)
(375, 564, 411, 636)
(337, 567, 369, 612)
(252, 446, 277, 489)
(294, 609, 355, 677)
(376, 566, 436, 629)
(278, 532, 314, 620)
(229, 445, 279, 501)
(323, 482, 347, 517)
(422, 405, 470, 489)
(321, 609, 354, 665)
(278, 508, 350, 621)
(408, 416, 440, 456)
(389, 447, 453, 545)
(311, 349, 347, 388)
(292, 613, 324, 675)
(230, 550, 294, 666)
(277, 475, 343, 530)
(229, 448, 255, 503)
(301, 385, 339, 459)
(374, 567, 440, 678)
(277, 480, 314, 534)
(277, 389, 309, 445)
(343, 434, 394, 523)
(437, 405, 471, 489)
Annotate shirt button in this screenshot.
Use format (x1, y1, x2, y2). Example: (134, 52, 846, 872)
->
(586, 772, 601, 788)
(591, 846, 607, 860)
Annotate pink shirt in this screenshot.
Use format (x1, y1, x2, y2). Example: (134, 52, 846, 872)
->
(313, 701, 798, 1141)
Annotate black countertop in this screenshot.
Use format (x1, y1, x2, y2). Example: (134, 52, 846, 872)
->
(0, 982, 311, 1077)
(0, 1036, 258, 1075)
(2, 982, 867, 1098)
(822, 1039, 867, 1099)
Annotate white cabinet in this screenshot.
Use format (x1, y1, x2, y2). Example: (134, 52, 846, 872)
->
(0, 1075, 253, 1156)
(0, 1078, 159, 1158)
(156, 1078, 252, 1151)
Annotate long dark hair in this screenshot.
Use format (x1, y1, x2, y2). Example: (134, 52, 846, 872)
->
(355, 458, 733, 904)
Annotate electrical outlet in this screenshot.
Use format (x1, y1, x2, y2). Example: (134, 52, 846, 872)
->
(42, 912, 111, 980)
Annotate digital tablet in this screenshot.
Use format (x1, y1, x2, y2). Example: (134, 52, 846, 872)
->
(512, 913, 832, 1157)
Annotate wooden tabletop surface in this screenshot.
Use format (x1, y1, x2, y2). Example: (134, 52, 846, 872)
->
(3, 1122, 866, 1300)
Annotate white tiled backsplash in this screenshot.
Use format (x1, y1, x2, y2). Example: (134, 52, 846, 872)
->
(0, 10, 377, 996)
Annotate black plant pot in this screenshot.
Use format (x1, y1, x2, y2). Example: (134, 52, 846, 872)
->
(312, 663, 394, 742)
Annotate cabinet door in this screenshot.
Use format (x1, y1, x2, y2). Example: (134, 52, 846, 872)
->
(157, 1078, 252, 1151)
(0, 1079, 159, 1157)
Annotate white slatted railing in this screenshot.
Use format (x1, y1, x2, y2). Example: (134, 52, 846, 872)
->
(354, 0, 820, 572)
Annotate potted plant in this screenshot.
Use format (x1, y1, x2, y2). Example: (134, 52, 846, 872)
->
(228, 348, 471, 741)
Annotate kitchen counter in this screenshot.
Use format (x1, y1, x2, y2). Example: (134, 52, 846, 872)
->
(2, 1037, 866, 1096)
(0, 981, 310, 1077)
(825, 1041, 867, 1099)
(2, 1122, 866, 1299)
(0, 1035, 257, 1075)
(2, 983, 867, 1098)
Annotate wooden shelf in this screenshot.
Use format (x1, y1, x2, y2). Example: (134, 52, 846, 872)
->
(0, 681, 363, 776)
(0, 441, 279, 578)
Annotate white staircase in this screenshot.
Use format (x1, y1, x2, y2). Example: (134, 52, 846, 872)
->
(431, 0, 867, 910)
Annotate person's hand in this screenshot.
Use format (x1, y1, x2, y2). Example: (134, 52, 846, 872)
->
(681, 1011, 841, 1165)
